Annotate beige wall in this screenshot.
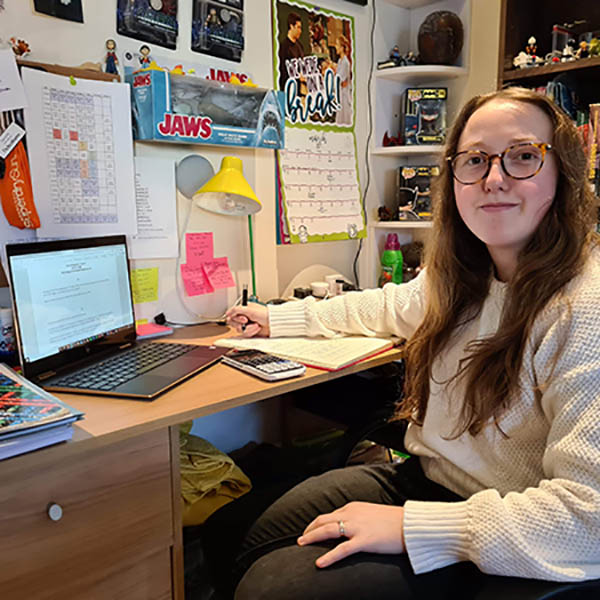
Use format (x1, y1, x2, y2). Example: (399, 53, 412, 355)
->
(461, 0, 503, 103)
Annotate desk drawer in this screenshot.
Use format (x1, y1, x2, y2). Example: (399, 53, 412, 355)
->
(0, 430, 174, 599)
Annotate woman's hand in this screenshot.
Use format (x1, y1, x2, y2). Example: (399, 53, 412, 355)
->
(297, 502, 405, 568)
(225, 303, 270, 337)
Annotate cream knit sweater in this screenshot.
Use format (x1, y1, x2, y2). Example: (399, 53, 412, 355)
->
(267, 256, 600, 582)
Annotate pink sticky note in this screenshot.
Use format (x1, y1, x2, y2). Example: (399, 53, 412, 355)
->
(202, 257, 236, 289)
(181, 264, 215, 296)
(186, 232, 214, 268)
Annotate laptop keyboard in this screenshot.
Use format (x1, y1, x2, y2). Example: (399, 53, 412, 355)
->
(51, 342, 197, 391)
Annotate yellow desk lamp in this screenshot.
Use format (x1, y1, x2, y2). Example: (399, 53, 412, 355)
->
(193, 157, 262, 298)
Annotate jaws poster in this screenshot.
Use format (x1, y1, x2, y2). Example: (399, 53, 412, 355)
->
(272, 0, 365, 245)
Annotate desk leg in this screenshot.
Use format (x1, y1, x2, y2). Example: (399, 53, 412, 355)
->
(169, 424, 185, 600)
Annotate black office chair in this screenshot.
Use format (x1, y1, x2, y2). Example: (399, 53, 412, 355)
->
(291, 362, 600, 600)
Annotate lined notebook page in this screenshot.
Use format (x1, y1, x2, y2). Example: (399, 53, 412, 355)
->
(214, 336, 394, 370)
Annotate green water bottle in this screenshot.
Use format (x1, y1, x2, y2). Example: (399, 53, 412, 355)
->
(379, 233, 403, 286)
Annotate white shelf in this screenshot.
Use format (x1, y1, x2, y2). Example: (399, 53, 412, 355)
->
(370, 144, 443, 156)
(371, 221, 433, 229)
(375, 65, 467, 83)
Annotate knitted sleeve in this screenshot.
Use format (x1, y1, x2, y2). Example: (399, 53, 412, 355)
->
(267, 269, 427, 339)
(403, 271, 600, 581)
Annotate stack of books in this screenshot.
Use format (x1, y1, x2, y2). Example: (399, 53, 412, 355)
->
(0, 363, 84, 461)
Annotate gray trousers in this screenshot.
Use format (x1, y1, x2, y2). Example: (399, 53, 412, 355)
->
(234, 459, 597, 600)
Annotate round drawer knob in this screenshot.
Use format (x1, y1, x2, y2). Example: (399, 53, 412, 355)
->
(47, 503, 63, 522)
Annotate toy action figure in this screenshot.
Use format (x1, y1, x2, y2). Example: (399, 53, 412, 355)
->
(104, 39, 119, 74)
(525, 36, 537, 56)
(139, 44, 152, 66)
(576, 40, 589, 59)
(205, 7, 221, 30)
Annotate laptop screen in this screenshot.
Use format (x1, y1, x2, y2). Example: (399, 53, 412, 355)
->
(7, 236, 136, 376)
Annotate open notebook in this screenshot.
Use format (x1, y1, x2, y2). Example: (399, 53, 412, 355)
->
(214, 336, 395, 371)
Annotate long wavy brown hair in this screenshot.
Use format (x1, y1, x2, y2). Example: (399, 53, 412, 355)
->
(396, 87, 598, 436)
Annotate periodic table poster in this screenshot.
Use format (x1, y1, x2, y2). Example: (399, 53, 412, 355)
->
(21, 68, 137, 239)
(272, 0, 366, 244)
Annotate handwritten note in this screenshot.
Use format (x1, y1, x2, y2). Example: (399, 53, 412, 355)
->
(181, 264, 215, 296)
(202, 257, 235, 289)
(186, 232, 214, 268)
(130, 267, 159, 304)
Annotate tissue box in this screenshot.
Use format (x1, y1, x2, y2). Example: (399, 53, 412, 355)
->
(127, 69, 285, 148)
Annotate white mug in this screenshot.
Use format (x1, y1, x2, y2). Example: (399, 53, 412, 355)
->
(310, 281, 329, 298)
(325, 273, 344, 296)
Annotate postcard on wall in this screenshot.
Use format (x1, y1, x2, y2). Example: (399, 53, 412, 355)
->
(33, 0, 83, 23)
(21, 68, 137, 239)
(272, 0, 364, 244)
(116, 0, 178, 50)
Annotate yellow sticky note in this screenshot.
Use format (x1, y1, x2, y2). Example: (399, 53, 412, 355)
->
(135, 318, 149, 326)
(130, 268, 159, 304)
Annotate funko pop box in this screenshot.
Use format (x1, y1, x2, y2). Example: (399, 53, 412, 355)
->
(126, 68, 285, 148)
(402, 87, 447, 145)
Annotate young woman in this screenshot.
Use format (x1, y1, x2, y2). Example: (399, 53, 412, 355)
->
(334, 34, 352, 126)
(226, 88, 600, 598)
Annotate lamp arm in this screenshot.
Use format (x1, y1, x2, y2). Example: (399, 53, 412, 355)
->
(248, 214, 257, 299)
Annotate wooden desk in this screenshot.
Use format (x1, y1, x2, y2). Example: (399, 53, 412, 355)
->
(0, 325, 401, 600)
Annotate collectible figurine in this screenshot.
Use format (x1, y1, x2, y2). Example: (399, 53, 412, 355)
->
(590, 38, 600, 57)
(139, 44, 152, 66)
(377, 206, 393, 222)
(205, 7, 221, 30)
(104, 39, 119, 74)
(403, 51, 418, 65)
(9, 37, 30, 57)
(561, 40, 576, 62)
(382, 131, 401, 147)
(576, 40, 589, 59)
(378, 48, 400, 70)
(525, 36, 537, 56)
(513, 51, 529, 68)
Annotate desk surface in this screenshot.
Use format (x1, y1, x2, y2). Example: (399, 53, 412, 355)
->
(8, 325, 401, 468)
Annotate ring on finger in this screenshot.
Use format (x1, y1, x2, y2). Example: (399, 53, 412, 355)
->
(338, 520, 346, 537)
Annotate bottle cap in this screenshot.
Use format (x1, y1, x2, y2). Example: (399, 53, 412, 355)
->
(385, 233, 400, 250)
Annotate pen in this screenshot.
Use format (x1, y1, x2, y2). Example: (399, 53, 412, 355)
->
(241, 284, 253, 331)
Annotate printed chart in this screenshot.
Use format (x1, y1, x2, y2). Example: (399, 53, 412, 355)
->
(22, 68, 136, 238)
(44, 86, 117, 224)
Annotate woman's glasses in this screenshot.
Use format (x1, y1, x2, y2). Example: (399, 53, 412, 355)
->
(448, 142, 553, 185)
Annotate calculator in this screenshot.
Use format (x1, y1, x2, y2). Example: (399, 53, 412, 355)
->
(222, 349, 306, 381)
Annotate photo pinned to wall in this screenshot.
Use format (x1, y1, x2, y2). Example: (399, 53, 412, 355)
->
(116, 0, 178, 50)
(33, 0, 83, 23)
(272, 0, 364, 245)
(191, 0, 244, 63)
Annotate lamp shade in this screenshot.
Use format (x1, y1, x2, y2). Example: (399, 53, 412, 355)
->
(193, 157, 261, 216)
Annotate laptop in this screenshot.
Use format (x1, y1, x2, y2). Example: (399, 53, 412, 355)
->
(6, 235, 229, 400)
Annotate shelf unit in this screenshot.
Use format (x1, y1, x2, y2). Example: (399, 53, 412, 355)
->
(370, 144, 443, 156)
(371, 221, 433, 229)
(497, 0, 600, 106)
(362, 0, 470, 289)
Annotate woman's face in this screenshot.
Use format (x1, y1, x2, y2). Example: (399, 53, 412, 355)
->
(453, 99, 558, 264)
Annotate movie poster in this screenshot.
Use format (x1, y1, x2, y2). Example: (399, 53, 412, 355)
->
(272, 0, 365, 245)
